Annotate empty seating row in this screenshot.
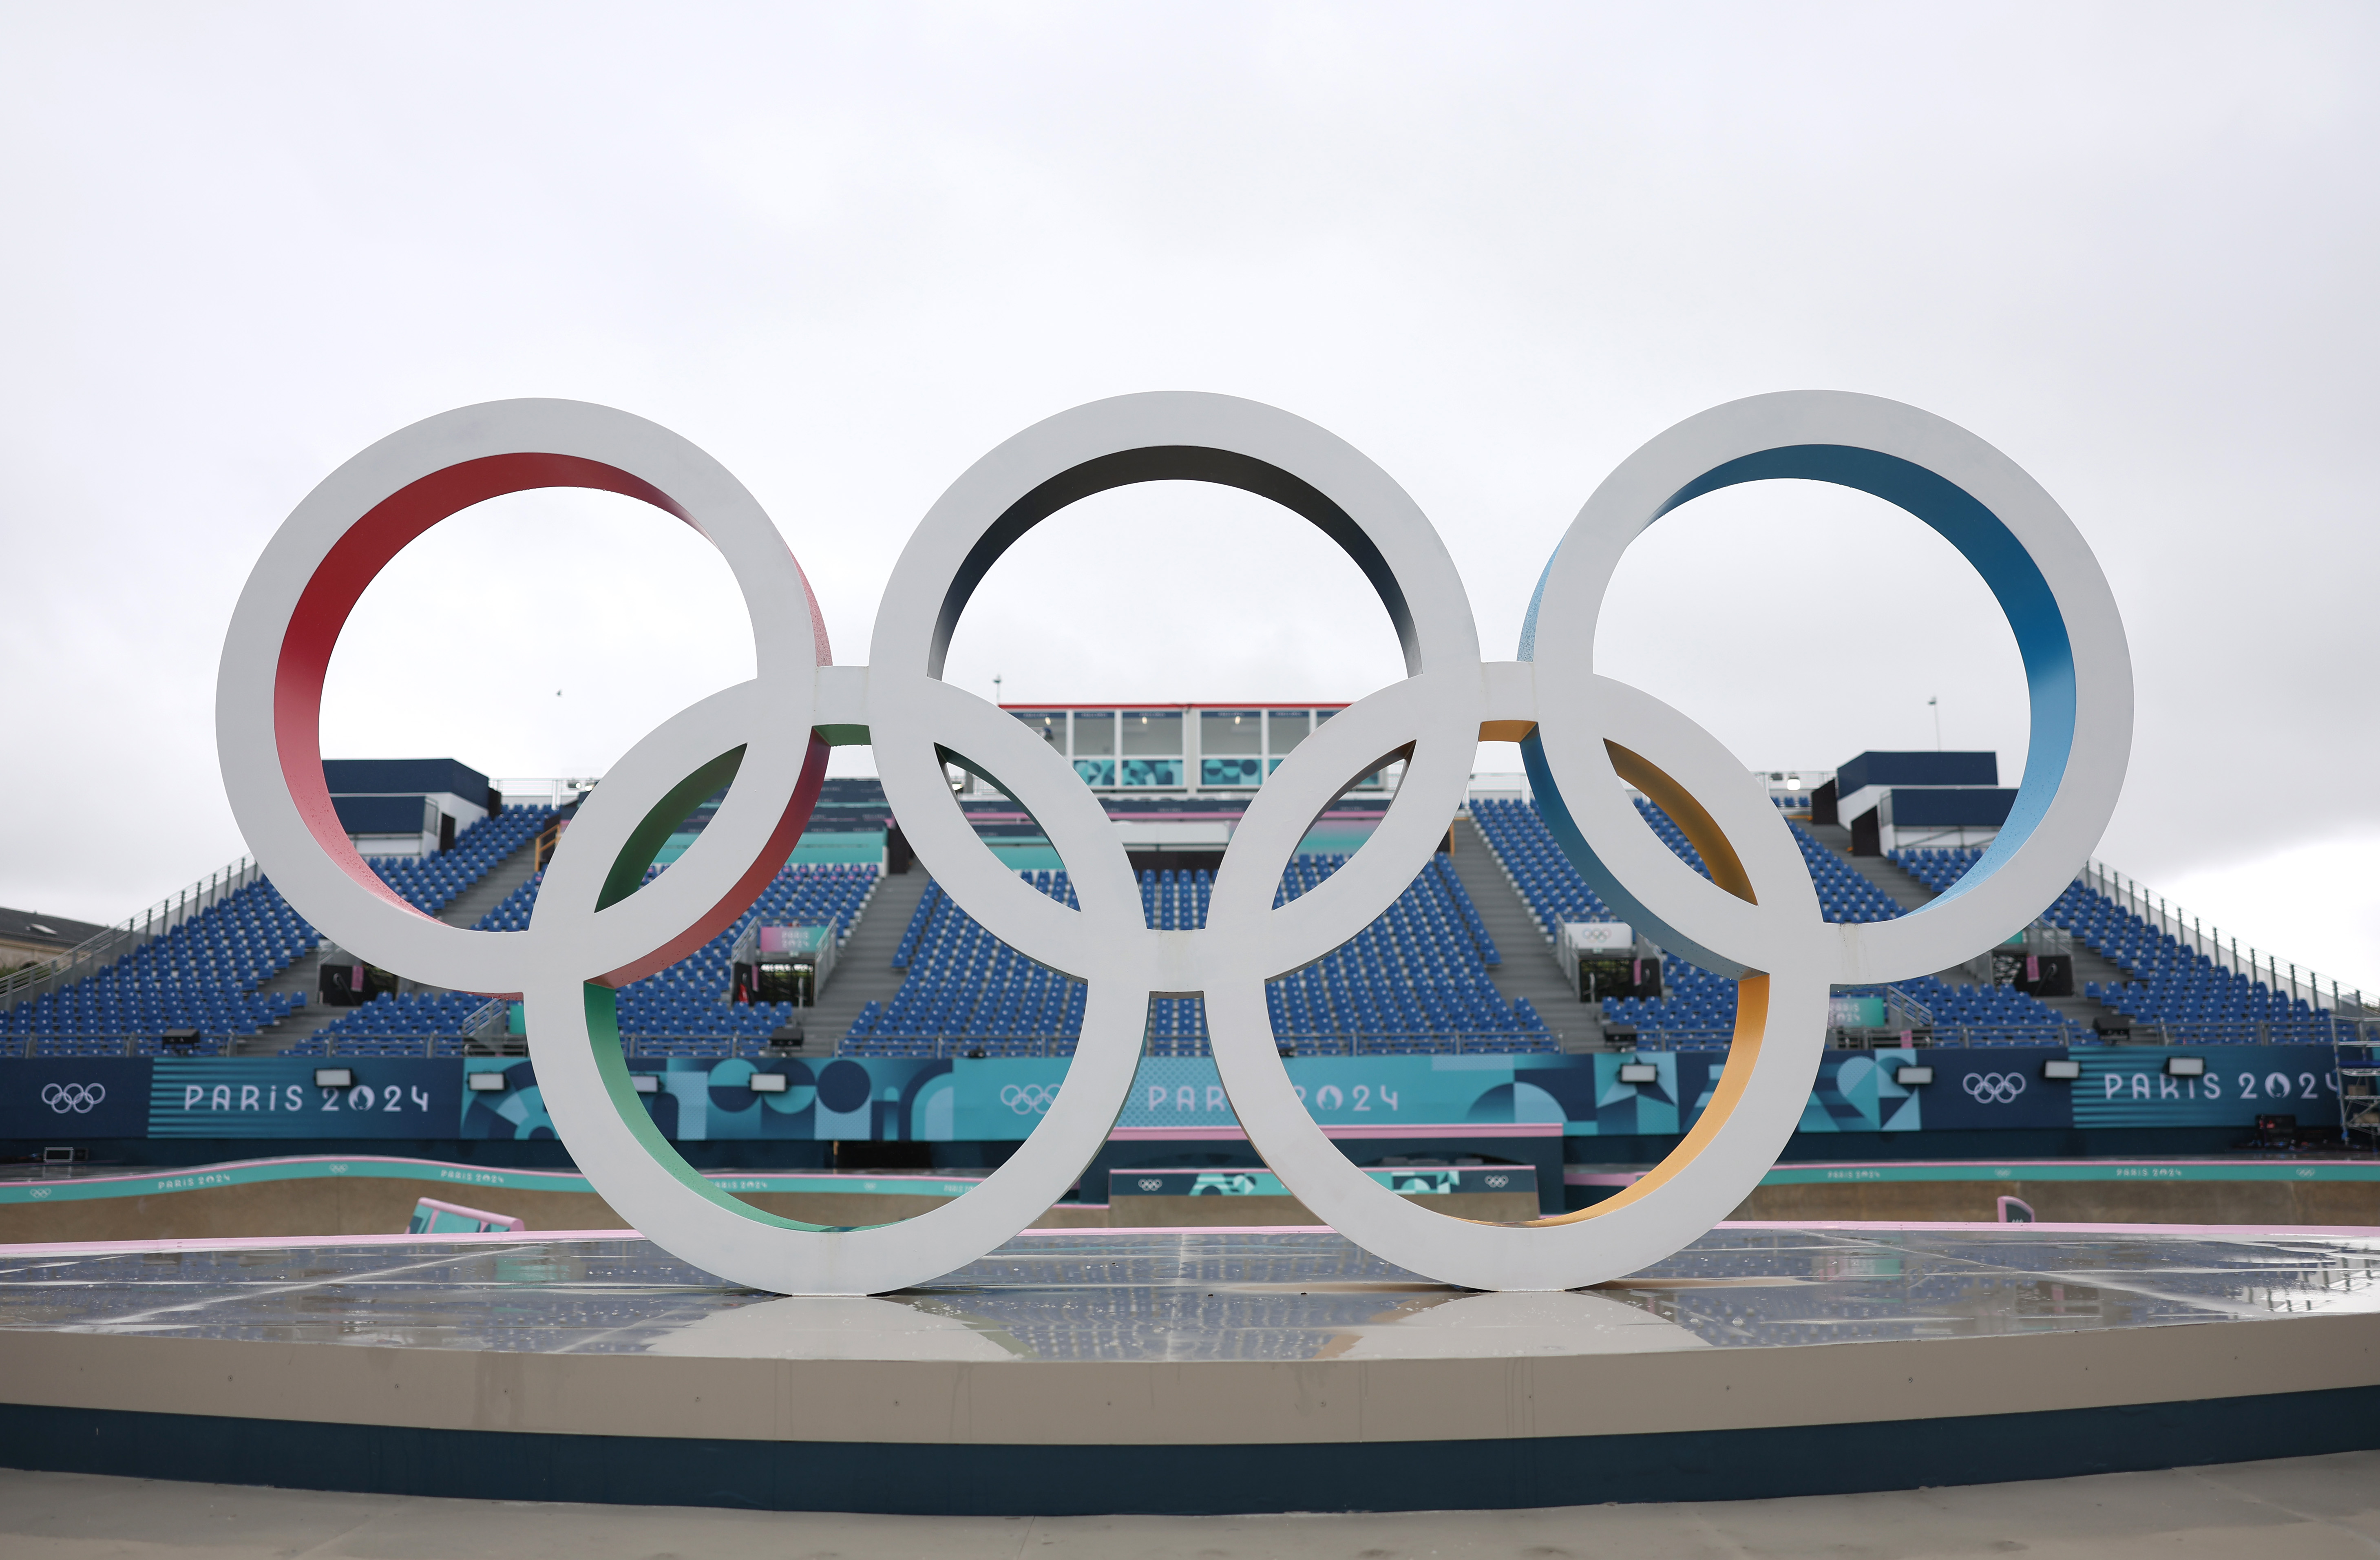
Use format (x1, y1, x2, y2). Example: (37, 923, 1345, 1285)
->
(2, 808, 863, 1060)
(0, 879, 313, 1054)
(365, 806, 558, 917)
(1898, 848, 2335, 1043)
(845, 857, 1553, 1059)
(468, 861, 878, 1055)
(1472, 797, 1903, 930)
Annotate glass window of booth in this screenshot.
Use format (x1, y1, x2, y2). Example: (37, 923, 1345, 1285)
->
(1121, 711, 1181, 756)
(1200, 710, 1262, 756)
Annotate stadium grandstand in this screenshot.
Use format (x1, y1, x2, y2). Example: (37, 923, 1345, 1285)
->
(840, 853, 1551, 1058)
(1, 734, 2372, 1070)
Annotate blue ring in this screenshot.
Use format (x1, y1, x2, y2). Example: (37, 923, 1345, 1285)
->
(1518, 444, 2073, 957)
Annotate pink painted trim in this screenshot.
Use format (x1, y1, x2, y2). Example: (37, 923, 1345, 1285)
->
(997, 702, 1355, 712)
(1715, 1220, 2380, 1237)
(1773, 1156, 2367, 1169)
(723, 1172, 988, 1187)
(4, 1220, 2372, 1263)
(0, 1229, 638, 1258)
(1567, 1159, 2379, 1187)
(1017, 1225, 1329, 1236)
(1, 1153, 575, 1190)
(410, 1198, 527, 1233)
(1108, 1123, 1562, 1141)
(0, 1155, 992, 1192)
(959, 807, 1386, 824)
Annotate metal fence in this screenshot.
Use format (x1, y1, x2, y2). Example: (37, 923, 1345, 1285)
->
(2, 1033, 236, 1058)
(1605, 1019, 2370, 1052)
(0, 857, 266, 1014)
(2076, 859, 2372, 1018)
(835, 1030, 1562, 1059)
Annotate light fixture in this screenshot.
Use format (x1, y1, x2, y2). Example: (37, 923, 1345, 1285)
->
(631, 1074, 660, 1095)
(2042, 1058, 2082, 1081)
(2165, 1056, 2205, 1078)
(1617, 1061, 1658, 1085)
(1894, 1065, 1935, 1087)
(464, 1072, 507, 1093)
(312, 1067, 354, 1089)
(749, 1072, 790, 1094)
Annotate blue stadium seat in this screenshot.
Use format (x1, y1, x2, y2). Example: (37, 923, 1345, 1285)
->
(845, 854, 1542, 1059)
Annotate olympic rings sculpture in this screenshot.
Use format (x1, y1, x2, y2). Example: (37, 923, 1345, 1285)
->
(216, 391, 2131, 1294)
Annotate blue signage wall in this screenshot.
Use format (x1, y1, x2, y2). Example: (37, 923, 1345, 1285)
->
(0, 1046, 2347, 1142)
(0, 1059, 150, 1139)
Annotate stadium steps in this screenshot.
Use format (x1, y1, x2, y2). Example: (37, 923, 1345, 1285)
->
(1803, 823, 1936, 913)
(2062, 944, 2139, 1032)
(1808, 822, 2132, 1034)
(232, 828, 549, 1056)
(438, 830, 544, 929)
(815, 866, 931, 1055)
(1447, 816, 1583, 1050)
(234, 952, 340, 1056)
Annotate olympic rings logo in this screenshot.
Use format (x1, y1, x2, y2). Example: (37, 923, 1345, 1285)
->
(1963, 1072, 2029, 1106)
(1138, 1177, 1164, 1191)
(1000, 1083, 1059, 1116)
(40, 1083, 106, 1114)
(217, 391, 2131, 1294)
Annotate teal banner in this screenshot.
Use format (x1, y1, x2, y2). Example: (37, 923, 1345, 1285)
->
(0, 1045, 2348, 1143)
(2071, 1046, 2343, 1127)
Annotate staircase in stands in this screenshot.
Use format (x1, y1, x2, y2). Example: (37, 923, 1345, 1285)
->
(1801, 822, 2133, 1034)
(233, 822, 553, 1056)
(1446, 815, 1587, 1050)
(812, 866, 931, 1055)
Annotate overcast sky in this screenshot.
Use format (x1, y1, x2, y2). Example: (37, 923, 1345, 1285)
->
(3, 4, 2374, 988)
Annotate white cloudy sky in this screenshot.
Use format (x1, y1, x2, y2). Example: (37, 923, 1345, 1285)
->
(2, 4, 2374, 988)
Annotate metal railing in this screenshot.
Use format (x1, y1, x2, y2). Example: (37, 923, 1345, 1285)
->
(0, 856, 267, 1014)
(624, 1036, 794, 1058)
(1882, 983, 1935, 1032)
(2, 1033, 240, 1058)
(21, 1017, 2356, 1062)
(285, 1035, 472, 1058)
(491, 777, 599, 811)
(2337, 1019, 2380, 1154)
(836, 1030, 1561, 1059)
(1604, 1017, 2378, 1052)
(462, 998, 508, 1047)
(1609, 1024, 2099, 1051)
(2098, 1018, 2365, 1046)
(2075, 859, 2371, 1018)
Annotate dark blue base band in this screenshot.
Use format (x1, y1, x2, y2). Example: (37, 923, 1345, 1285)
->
(4, 1387, 2378, 1514)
